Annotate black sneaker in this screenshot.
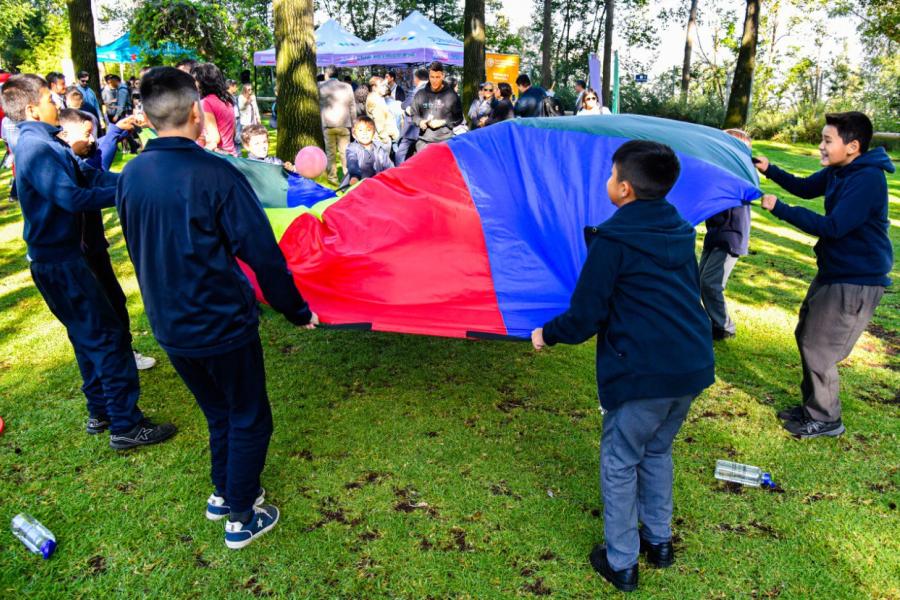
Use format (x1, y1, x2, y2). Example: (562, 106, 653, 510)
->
(86, 415, 110, 435)
(712, 328, 735, 341)
(109, 419, 177, 449)
(783, 417, 845, 439)
(777, 405, 805, 421)
(639, 535, 675, 568)
(589, 544, 638, 592)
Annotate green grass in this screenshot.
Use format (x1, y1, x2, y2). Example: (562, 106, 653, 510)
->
(0, 139, 897, 599)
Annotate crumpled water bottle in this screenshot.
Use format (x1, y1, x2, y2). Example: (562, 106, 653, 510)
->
(714, 459, 776, 489)
(11, 513, 57, 559)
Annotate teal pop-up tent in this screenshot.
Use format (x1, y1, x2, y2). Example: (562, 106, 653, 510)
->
(96, 33, 191, 63)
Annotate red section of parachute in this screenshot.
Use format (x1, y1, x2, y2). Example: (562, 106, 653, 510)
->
(273, 143, 507, 338)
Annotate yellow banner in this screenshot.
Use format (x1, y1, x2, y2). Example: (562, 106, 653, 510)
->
(485, 53, 521, 96)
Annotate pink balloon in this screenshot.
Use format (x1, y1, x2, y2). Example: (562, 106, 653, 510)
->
(295, 146, 327, 179)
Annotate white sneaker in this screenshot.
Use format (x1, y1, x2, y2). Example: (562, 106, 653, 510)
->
(133, 351, 157, 370)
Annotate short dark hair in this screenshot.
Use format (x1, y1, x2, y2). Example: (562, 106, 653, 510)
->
(77, 70, 89, 78)
(611, 140, 681, 200)
(497, 82, 513, 99)
(575, 79, 586, 89)
(354, 115, 375, 130)
(1, 74, 48, 121)
(515, 74, 531, 87)
(316, 73, 325, 82)
(107, 74, 121, 82)
(140, 66, 199, 131)
(175, 58, 199, 71)
(241, 123, 268, 146)
(58, 108, 93, 127)
(428, 61, 444, 73)
(825, 111, 873, 154)
(385, 70, 397, 80)
(46, 71, 64, 85)
(414, 68, 429, 81)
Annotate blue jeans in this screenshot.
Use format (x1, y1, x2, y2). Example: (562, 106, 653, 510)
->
(600, 394, 693, 570)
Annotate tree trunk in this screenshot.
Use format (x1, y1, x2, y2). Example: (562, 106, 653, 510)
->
(463, 0, 485, 124)
(541, 0, 553, 88)
(723, 0, 760, 128)
(273, 0, 324, 162)
(66, 0, 101, 101)
(680, 0, 699, 102)
(602, 0, 614, 107)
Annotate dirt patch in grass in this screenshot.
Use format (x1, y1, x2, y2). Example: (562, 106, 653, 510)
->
(716, 520, 778, 538)
(393, 486, 439, 517)
(87, 555, 107, 575)
(442, 526, 473, 552)
(304, 497, 361, 532)
(867, 323, 899, 356)
(714, 481, 745, 494)
(243, 576, 272, 597)
(522, 577, 552, 596)
(489, 480, 522, 500)
(344, 471, 389, 490)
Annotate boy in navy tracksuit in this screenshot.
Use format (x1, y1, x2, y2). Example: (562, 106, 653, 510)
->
(1, 74, 175, 449)
(117, 67, 318, 549)
(56, 108, 157, 371)
(532, 141, 715, 593)
(757, 111, 893, 439)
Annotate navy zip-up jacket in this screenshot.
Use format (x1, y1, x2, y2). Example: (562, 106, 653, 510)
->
(14, 121, 118, 263)
(80, 123, 130, 255)
(542, 199, 715, 410)
(117, 136, 312, 357)
(703, 204, 751, 256)
(765, 147, 894, 287)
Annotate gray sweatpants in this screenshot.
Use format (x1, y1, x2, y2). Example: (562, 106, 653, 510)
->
(698, 247, 739, 334)
(600, 395, 693, 571)
(796, 278, 884, 422)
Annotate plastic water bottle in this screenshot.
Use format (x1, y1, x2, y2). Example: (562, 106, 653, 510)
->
(11, 513, 57, 559)
(714, 460, 775, 489)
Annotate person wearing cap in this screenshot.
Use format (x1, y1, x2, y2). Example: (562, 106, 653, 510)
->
(468, 82, 494, 129)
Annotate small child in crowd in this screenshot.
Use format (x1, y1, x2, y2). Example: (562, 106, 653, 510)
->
(117, 67, 318, 549)
(1, 74, 175, 449)
(698, 128, 753, 340)
(531, 140, 715, 593)
(756, 111, 893, 439)
(241, 123, 294, 172)
(56, 108, 157, 370)
(344, 116, 393, 186)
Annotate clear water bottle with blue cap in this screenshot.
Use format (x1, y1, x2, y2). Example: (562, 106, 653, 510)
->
(714, 459, 776, 489)
(11, 513, 57, 559)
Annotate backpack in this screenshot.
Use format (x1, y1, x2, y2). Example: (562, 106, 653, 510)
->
(541, 95, 564, 117)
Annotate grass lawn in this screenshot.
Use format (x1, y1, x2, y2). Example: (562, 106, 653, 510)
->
(0, 138, 897, 599)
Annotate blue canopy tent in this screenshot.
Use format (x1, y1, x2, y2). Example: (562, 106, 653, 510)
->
(96, 33, 191, 63)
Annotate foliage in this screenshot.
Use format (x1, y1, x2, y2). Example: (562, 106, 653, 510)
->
(0, 0, 69, 72)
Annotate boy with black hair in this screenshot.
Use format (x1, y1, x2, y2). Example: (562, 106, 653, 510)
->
(756, 111, 893, 439)
(45, 72, 66, 109)
(118, 67, 318, 549)
(344, 116, 393, 186)
(1, 74, 175, 448)
(56, 109, 157, 371)
(532, 140, 715, 593)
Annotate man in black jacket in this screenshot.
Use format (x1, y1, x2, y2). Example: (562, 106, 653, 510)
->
(409, 61, 463, 153)
(513, 74, 547, 118)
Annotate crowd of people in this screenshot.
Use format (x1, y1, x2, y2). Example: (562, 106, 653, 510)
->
(0, 56, 893, 594)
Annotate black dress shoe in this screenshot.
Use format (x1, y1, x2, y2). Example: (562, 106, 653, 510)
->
(589, 544, 638, 592)
(639, 535, 675, 568)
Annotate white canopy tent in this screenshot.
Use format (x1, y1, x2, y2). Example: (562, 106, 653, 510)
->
(252, 19, 366, 67)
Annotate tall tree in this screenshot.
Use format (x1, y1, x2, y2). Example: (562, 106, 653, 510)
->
(66, 0, 100, 100)
(680, 0, 699, 102)
(602, 0, 614, 106)
(273, 0, 324, 162)
(723, 0, 760, 128)
(463, 0, 485, 122)
(540, 0, 553, 88)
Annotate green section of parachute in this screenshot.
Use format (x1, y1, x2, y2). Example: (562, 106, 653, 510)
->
(517, 114, 759, 185)
(264, 196, 342, 240)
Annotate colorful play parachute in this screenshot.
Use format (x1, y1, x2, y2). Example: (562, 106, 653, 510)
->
(239, 115, 762, 340)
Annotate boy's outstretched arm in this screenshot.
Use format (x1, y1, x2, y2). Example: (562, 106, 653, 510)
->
(534, 240, 620, 349)
(760, 173, 886, 239)
(755, 155, 827, 200)
(219, 171, 316, 327)
(19, 141, 116, 212)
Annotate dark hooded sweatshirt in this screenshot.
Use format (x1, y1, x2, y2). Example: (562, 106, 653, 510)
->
(765, 146, 894, 287)
(542, 199, 715, 410)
